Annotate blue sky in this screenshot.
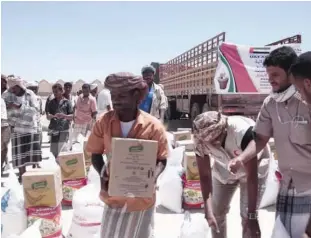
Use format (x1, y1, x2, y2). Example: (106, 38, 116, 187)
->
(1, 1, 310, 83)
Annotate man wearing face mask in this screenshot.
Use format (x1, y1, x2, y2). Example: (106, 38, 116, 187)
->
(228, 46, 311, 238)
(140, 65, 167, 123)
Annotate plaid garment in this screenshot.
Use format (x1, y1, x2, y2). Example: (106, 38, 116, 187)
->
(11, 132, 42, 168)
(100, 206, 154, 238)
(2, 89, 39, 134)
(276, 179, 311, 238)
(36, 95, 43, 132)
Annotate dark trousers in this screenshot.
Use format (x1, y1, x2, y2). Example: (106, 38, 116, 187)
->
(50, 131, 69, 158)
(1, 126, 11, 171)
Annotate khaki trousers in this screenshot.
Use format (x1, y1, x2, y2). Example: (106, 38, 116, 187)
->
(211, 175, 267, 238)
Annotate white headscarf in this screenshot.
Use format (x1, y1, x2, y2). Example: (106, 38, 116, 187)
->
(270, 85, 297, 102)
(7, 76, 26, 90)
(26, 81, 39, 88)
(90, 84, 98, 91)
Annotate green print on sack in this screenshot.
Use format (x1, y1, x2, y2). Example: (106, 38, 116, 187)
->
(66, 158, 78, 166)
(31, 181, 47, 190)
(179, 135, 188, 141)
(129, 144, 144, 152)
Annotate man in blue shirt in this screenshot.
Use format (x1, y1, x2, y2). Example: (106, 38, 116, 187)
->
(139, 65, 167, 123)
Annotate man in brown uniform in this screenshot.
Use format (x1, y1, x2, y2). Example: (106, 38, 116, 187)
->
(229, 46, 311, 238)
(290, 51, 311, 105)
(290, 51, 311, 238)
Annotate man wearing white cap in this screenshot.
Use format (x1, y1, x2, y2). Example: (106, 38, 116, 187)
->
(90, 84, 98, 99)
(2, 76, 42, 182)
(26, 81, 44, 168)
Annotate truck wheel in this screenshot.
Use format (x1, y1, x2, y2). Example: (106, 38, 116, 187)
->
(202, 103, 209, 113)
(191, 103, 201, 121)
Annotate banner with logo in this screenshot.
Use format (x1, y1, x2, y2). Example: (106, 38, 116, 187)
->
(214, 43, 301, 94)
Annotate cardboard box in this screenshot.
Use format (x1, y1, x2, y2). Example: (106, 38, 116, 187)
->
(58, 151, 86, 180)
(184, 151, 200, 180)
(22, 169, 63, 208)
(108, 138, 158, 198)
(177, 128, 192, 132)
(172, 131, 192, 146)
(176, 140, 195, 152)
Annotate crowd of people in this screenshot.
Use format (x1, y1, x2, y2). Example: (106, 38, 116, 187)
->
(1, 48, 311, 238)
(1, 65, 168, 180)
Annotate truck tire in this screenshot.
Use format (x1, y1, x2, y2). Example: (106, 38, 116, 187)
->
(202, 103, 209, 113)
(191, 103, 201, 121)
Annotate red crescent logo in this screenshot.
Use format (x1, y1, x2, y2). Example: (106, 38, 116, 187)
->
(233, 150, 240, 156)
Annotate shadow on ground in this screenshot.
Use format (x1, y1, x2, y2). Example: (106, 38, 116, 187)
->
(156, 205, 204, 214)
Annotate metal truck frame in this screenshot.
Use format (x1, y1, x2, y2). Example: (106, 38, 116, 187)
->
(153, 34, 302, 121)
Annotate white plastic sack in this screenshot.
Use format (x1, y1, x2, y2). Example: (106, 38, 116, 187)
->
(180, 212, 211, 238)
(259, 159, 280, 209)
(157, 145, 184, 189)
(7, 219, 42, 238)
(166, 132, 174, 155)
(1, 170, 27, 238)
(166, 131, 174, 147)
(157, 166, 183, 213)
(92, 232, 100, 238)
(166, 146, 185, 168)
(271, 215, 290, 238)
(40, 152, 58, 169)
(67, 184, 105, 238)
(71, 142, 83, 152)
(87, 166, 101, 191)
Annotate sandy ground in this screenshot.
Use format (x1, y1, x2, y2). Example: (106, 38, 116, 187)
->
(1, 112, 277, 238)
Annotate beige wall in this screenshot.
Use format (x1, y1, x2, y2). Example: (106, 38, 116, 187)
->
(73, 80, 85, 93)
(37, 79, 105, 96)
(38, 80, 52, 96)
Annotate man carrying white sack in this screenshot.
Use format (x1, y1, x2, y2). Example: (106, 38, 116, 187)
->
(228, 46, 311, 238)
(86, 72, 168, 238)
(193, 111, 271, 238)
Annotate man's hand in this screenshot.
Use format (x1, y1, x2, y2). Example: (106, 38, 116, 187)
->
(100, 171, 109, 192)
(100, 166, 110, 192)
(228, 157, 244, 174)
(7, 103, 20, 109)
(205, 212, 220, 233)
(244, 219, 261, 238)
(55, 113, 66, 119)
(47, 114, 56, 120)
